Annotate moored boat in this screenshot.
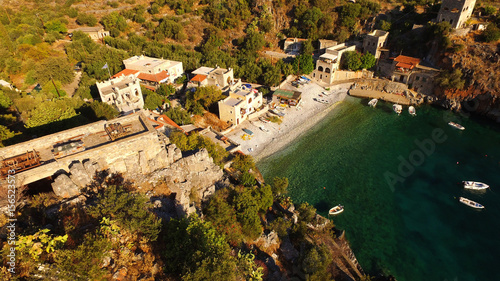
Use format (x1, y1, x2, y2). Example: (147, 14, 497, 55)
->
(259, 126, 269, 133)
(260, 117, 270, 123)
(463, 181, 489, 190)
(314, 98, 329, 104)
(329, 204, 344, 215)
(409, 106, 416, 116)
(448, 122, 465, 130)
(368, 98, 378, 107)
(393, 104, 402, 115)
(459, 197, 484, 209)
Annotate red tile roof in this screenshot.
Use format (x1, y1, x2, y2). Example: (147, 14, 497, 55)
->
(137, 71, 169, 83)
(394, 55, 421, 70)
(111, 69, 139, 78)
(158, 114, 185, 133)
(143, 85, 157, 91)
(190, 74, 207, 82)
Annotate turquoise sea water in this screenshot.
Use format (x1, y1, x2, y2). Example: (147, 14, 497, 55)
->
(258, 96, 500, 281)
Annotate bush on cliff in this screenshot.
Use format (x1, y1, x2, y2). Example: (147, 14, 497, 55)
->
(169, 131, 229, 167)
(87, 185, 162, 242)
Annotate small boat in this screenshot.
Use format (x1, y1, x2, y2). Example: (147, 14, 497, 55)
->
(259, 126, 269, 133)
(329, 204, 344, 215)
(393, 104, 402, 115)
(459, 197, 484, 209)
(242, 128, 254, 135)
(260, 117, 270, 123)
(448, 122, 465, 130)
(409, 106, 416, 116)
(368, 98, 378, 107)
(314, 98, 329, 104)
(270, 109, 285, 117)
(463, 181, 489, 190)
(322, 91, 330, 96)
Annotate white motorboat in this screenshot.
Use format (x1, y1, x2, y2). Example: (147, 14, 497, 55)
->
(393, 104, 403, 115)
(368, 98, 378, 107)
(259, 126, 269, 133)
(409, 106, 416, 116)
(322, 91, 331, 96)
(314, 98, 329, 104)
(459, 197, 484, 209)
(463, 181, 489, 190)
(260, 117, 270, 123)
(328, 204, 344, 215)
(448, 122, 465, 130)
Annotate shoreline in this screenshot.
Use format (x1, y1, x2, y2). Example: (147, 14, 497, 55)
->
(225, 82, 352, 162)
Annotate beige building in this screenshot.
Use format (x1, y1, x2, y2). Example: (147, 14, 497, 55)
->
(69, 26, 110, 41)
(363, 30, 389, 59)
(312, 43, 356, 84)
(390, 55, 440, 95)
(113, 55, 183, 88)
(189, 67, 237, 89)
(318, 39, 337, 52)
(437, 0, 476, 29)
(96, 75, 144, 113)
(218, 86, 263, 125)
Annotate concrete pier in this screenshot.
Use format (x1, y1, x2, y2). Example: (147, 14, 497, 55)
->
(349, 89, 411, 105)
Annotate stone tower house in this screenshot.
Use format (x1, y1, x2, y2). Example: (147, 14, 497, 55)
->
(437, 0, 476, 29)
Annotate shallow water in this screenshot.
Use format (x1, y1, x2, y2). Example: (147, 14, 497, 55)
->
(258, 96, 500, 281)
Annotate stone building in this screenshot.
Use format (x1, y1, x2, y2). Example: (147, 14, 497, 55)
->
(312, 43, 356, 84)
(189, 66, 238, 89)
(437, 0, 476, 29)
(283, 38, 307, 54)
(96, 75, 144, 113)
(318, 39, 337, 52)
(363, 30, 389, 59)
(218, 86, 263, 125)
(390, 55, 440, 95)
(112, 55, 184, 89)
(69, 26, 110, 41)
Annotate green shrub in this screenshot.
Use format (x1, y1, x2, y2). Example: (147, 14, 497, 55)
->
(87, 185, 162, 241)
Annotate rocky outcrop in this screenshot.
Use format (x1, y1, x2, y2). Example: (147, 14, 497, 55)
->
(147, 148, 223, 216)
(52, 174, 80, 198)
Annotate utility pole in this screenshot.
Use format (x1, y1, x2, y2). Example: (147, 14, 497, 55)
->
(51, 77, 61, 98)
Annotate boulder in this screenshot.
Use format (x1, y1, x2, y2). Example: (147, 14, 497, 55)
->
(69, 161, 92, 188)
(52, 174, 80, 198)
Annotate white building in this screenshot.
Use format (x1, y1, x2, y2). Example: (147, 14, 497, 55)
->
(312, 43, 356, 84)
(189, 66, 237, 89)
(96, 75, 144, 113)
(113, 55, 183, 89)
(218, 86, 263, 125)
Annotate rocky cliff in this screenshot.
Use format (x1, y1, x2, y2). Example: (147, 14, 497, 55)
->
(437, 36, 500, 121)
(51, 143, 224, 217)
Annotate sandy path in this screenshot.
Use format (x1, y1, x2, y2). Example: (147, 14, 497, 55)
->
(226, 82, 353, 162)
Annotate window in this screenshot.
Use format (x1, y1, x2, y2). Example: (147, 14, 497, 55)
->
(416, 76, 420, 81)
(318, 66, 324, 72)
(422, 77, 427, 82)
(325, 68, 331, 73)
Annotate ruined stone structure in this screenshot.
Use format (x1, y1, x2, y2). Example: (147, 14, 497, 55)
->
(0, 111, 225, 216)
(437, 0, 476, 29)
(0, 112, 170, 189)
